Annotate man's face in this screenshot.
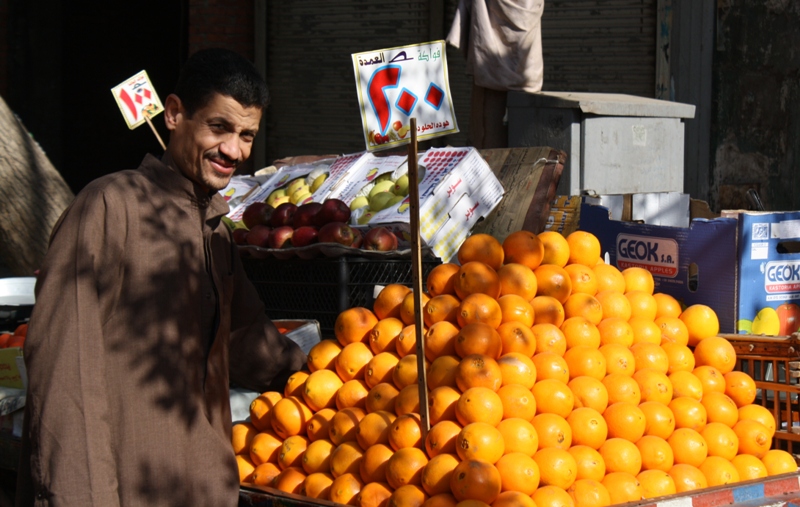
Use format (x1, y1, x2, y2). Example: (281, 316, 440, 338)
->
(165, 93, 262, 192)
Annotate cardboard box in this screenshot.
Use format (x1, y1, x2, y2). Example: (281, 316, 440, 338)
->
(0, 348, 25, 389)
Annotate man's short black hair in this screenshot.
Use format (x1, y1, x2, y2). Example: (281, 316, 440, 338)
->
(175, 48, 270, 116)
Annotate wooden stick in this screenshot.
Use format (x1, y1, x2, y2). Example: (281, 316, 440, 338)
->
(143, 113, 166, 151)
(408, 118, 431, 438)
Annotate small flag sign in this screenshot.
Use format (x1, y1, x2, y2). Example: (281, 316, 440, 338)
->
(111, 70, 164, 129)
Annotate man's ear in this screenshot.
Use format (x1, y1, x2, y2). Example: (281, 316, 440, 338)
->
(164, 94, 183, 132)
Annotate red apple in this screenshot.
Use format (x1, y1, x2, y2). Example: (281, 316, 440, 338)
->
(351, 228, 363, 249)
(362, 226, 399, 251)
(777, 303, 800, 335)
(270, 202, 297, 227)
(292, 202, 323, 228)
(242, 202, 274, 229)
(314, 198, 351, 226)
(245, 225, 271, 248)
(292, 226, 319, 247)
(318, 221, 355, 246)
(232, 228, 250, 246)
(268, 225, 294, 249)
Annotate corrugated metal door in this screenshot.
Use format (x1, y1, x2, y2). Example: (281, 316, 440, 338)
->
(541, 0, 657, 97)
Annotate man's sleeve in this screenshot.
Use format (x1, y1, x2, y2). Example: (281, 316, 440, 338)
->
(21, 187, 125, 505)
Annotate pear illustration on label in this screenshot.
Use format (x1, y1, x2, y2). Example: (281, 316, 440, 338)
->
(751, 307, 780, 336)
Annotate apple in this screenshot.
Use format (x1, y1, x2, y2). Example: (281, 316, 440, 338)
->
(392, 120, 402, 131)
(350, 196, 369, 211)
(232, 228, 250, 246)
(292, 226, 319, 248)
(268, 225, 294, 249)
(293, 202, 323, 228)
(369, 180, 395, 198)
(393, 174, 410, 196)
(245, 225, 271, 248)
(362, 226, 399, 251)
(369, 191, 395, 212)
(318, 221, 355, 246)
(315, 199, 351, 226)
(270, 202, 298, 227)
(351, 228, 363, 249)
(242, 202, 274, 229)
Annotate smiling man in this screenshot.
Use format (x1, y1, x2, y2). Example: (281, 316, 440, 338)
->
(16, 49, 306, 507)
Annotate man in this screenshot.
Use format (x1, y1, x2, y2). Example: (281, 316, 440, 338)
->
(16, 48, 306, 506)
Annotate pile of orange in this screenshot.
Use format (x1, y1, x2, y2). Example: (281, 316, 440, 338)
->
(232, 230, 794, 507)
(0, 323, 27, 348)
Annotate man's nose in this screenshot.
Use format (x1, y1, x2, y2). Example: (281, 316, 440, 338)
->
(219, 135, 242, 162)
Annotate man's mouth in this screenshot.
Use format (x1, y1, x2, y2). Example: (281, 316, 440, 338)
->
(209, 157, 237, 175)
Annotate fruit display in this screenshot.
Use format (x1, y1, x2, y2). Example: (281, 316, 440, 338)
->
(231, 229, 793, 506)
(738, 303, 800, 336)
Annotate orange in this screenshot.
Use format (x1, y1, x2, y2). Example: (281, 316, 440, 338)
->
(273, 466, 307, 494)
(375, 284, 414, 320)
(329, 472, 363, 504)
(699, 456, 739, 486)
(427, 356, 460, 390)
(284, 370, 309, 398)
(456, 387, 504, 427)
(761, 449, 797, 476)
(424, 321, 460, 362)
(563, 294, 604, 327)
(602, 373, 642, 405)
(738, 404, 776, 436)
(329, 407, 366, 445)
(662, 342, 695, 374)
(532, 485, 577, 507)
(497, 294, 535, 327)
(566, 231, 601, 267)
(503, 230, 545, 270)
(455, 354, 503, 392)
(455, 262, 501, 300)
(599, 343, 635, 377)
(567, 407, 608, 449)
(308, 340, 343, 372)
(653, 293, 683, 319)
(534, 264, 573, 304)
(626, 291, 658, 321)
(365, 382, 400, 414)
(532, 352, 570, 383)
(639, 401, 676, 439)
(337, 379, 370, 410)
(496, 418, 538, 456)
(428, 386, 461, 426)
(692, 365, 726, 394)
(232, 422, 257, 455)
(458, 293, 503, 329)
(731, 454, 768, 481)
(425, 295, 462, 327)
(370, 317, 405, 354)
(593, 264, 626, 293)
(386, 447, 430, 489)
(532, 413, 572, 449)
(400, 291, 430, 326)
(668, 464, 708, 493)
(597, 318, 635, 348)
(655, 316, 690, 346)
(497, 322, 537, 358)
(303, 438, 335, 474)
(599, 438, 642, 476)
(450, 459, 502, 504)
(251, 462, 282, 487)
(278, 434, 309, 470)
(459, 233, 505, 270)
(603, 402, 646, 442)
(701, 392, 739, 427)
(565, 263, 599, 296)
(336, 307, 380, 346)
(496, 453, 540, 495)
(306, 408, 336, 442)
(634, 369, 673, 404)
(636, 435, 674, 472)
(531, 296, 566, 327)
(421, 453, 460, 496)
(358, 481, 393, 507)
(497, 263, 538, 301)
(396, 324, 421, 358)
(271, 396, 314, 439)
(365, 352, 401, 389)
(389, 413, 424, 451)
(667, 428, 708, 467)
(303, 369, 344, 412)
(427, 263, 461, 297)
(426, 420, 462, 457)
(694, 336, 736, 374)
(733, 419, 771, 458)
(389, 484, 429, 506)
(356, 410, 397, 449)
(393, 354, 423, 390)
(330, 441, 366, 478)
(360, 443, 394, 483)
(637, 469, 676, 498)
(337, 342, 375, 382)
(561, 317, 601, 349)
(563, 346, 606, 380)
(595, 291, 631, 321)
(569, 445, 606, 481)
(496, 353, 536, 389)
(601, 472, 643, 504)
(569, 376, 609, 413)
(628, 317, 662, 345)
(249, 430, 282, 465)
(630, 343, 669, 374)
(456, 422, 505, 463)
(724, 371, 757, 407)
(679, 305, 720, 346)
(533, 379, 575, 418)
(621, 267, 654, 295)
(567, 479, 611, 507)
(249, 391, 283, 432)
(539, 230, 571, 267)
(700, 422, 739, 460)
(492, 491, 537, 507)
(395, 384, 421, 417)
(669, 371, 704, 401)
(532, 323, 567, 356)
(454, 323, 503, 359)
(497, 384, 537, 421)
(534, 447, 579, 489)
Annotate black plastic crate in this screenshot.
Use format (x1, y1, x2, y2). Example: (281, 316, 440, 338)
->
(241, 256, 441, 338)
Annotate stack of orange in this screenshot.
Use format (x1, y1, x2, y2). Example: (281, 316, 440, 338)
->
(232, 230, 794, 507)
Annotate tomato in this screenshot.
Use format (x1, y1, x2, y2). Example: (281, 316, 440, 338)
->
(777, 303, 800, 335)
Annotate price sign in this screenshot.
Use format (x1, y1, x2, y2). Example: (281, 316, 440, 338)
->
(111, 70, 164, 130)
